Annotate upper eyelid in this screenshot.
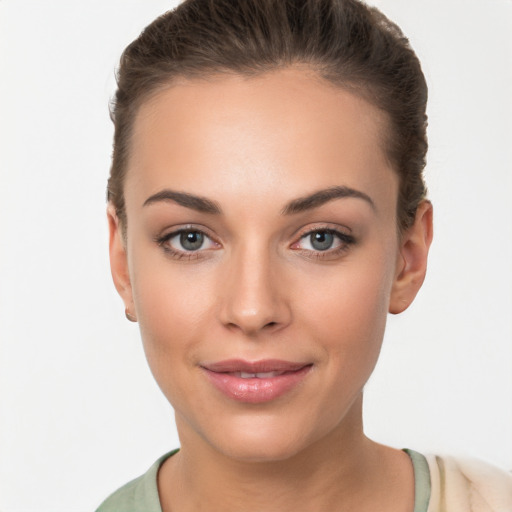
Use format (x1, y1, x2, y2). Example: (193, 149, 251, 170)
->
(295, 229, 354, 245)
(156, 227, 220, 258)
(154, 223, 354, 247)
(156, 224, 217, 242)
(300, 227, 350, 236)
(289, 225, 355, 252)
(292, 223, 353, 240)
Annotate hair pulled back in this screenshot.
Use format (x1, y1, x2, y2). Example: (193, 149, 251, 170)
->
(108, 0, 428, 233)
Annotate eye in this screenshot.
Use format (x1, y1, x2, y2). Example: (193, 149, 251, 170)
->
(157, 227, 220, 259)
(173, 230, 207, 251)
(303, 231, 337, 251)
(291, 228, 355, 259)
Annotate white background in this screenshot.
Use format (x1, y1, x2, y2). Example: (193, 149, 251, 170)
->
(0, 1, 511, 510)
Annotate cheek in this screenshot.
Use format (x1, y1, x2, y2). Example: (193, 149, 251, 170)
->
(134, 278, 214, 412)
(129, 252, 216, 378)
(296, 252, 395, 359)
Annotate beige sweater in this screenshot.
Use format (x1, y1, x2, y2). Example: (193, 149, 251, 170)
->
(426, 454, 512, 512)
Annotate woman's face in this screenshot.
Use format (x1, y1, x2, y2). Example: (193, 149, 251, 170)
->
(110, 69, 428, 462)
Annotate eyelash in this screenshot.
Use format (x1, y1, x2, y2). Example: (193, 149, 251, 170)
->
(291, 228, 355, 260)
(155, 226, 220, 261)
(155, 226, 355, 261)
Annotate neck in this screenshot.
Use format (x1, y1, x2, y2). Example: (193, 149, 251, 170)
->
(158, 396, 414, 512)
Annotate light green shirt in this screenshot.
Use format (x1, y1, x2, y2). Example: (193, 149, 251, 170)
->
(96, 448, 431, 512)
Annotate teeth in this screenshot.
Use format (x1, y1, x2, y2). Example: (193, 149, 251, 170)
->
(238, 371, 282, 379)
(257, 371, 279, 378)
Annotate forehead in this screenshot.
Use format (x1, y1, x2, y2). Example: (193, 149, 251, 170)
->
(126, 68, 397, 212)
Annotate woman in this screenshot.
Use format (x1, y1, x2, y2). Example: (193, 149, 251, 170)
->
(97, 0, 512, 510)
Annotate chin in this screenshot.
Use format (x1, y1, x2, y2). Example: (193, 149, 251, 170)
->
(215, 435, 306, 463)
(197, 412, 324, 463)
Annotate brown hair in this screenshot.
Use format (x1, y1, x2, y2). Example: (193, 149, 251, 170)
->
(108, 0, 428, 233)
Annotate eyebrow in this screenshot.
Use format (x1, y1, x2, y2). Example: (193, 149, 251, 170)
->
(142, 185, 375, 215)
(143, 189, 222, 214)
(281, 186, 375, 215)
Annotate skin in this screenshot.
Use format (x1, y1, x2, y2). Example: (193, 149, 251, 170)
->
(108, 68, 433, 512)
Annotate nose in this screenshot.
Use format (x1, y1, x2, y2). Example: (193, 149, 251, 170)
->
(218, 244, 292, 336)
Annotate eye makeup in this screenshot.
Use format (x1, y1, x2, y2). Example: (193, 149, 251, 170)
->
(154, 225, 221, 261)
(290, 226, 356, 261)
(153, 222, 356, 263)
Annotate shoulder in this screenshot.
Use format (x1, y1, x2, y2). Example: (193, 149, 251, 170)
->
(425, 454, 512, 512)
(95, 472, 156, 512)
(95, 450, 178, 512)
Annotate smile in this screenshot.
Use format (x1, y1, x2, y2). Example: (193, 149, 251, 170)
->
(201, 359, 313, 404)
(236, 371, 285, 378)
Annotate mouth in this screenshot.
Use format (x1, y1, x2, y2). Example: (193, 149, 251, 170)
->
(201, 359, 313, 404)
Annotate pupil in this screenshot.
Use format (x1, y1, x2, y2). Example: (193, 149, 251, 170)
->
(180, 231, 204, 251)
(311, 231, 333, 251)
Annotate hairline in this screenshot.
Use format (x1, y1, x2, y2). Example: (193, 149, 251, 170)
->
(112, 64, 402, 240)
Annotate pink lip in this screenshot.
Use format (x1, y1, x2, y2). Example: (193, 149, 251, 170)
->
(201, 359, 312, 404)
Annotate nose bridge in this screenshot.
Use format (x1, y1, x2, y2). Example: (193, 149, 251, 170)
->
(219, 238, 289, 335)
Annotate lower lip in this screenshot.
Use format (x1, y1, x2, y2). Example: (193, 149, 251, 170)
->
(202, 365, 312, 404)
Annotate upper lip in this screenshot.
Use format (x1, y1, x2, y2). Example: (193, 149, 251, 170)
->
(202, 359, 310, 373)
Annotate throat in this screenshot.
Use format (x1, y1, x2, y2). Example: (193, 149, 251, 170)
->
(157, 436, 413, 512)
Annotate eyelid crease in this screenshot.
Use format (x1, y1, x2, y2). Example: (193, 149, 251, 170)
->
(288, 224, 356, 258)
(290, 221, 354, 241)
(154, 224, 217, 242)
(154, 225, 221, 257)
(292, 227, 355, 246)
(153, 224, 356, 263)
(153, 226, 220, 248)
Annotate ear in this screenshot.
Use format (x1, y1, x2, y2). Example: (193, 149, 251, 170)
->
(389, 200, 433, 314)
(107, 204, 136, 320)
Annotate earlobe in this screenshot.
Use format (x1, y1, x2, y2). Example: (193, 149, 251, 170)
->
(107, 205, 136, 319)
(389, 200, 433, 315)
